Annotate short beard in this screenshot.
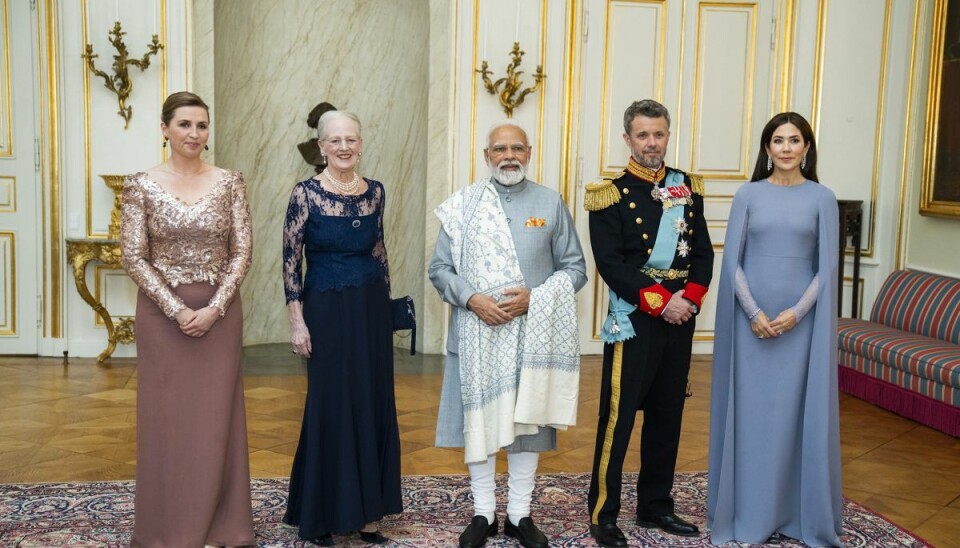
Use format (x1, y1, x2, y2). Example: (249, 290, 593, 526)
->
(633, 150, 664, 170)
(490, 160, 526, 186)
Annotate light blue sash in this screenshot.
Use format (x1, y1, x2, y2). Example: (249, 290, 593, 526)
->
(647, 171, 686, 272)
(601, 288, 636, 342)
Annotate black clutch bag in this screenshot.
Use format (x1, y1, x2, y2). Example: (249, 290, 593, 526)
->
(391, 296, 416, 355)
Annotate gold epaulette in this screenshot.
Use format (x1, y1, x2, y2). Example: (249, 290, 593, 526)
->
(688, 173, 705, 196)
(584, 179, 621, 211)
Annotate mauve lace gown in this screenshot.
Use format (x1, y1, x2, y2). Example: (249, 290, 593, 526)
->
(281, 178, 402, 540)
(121, 170, 255, 547)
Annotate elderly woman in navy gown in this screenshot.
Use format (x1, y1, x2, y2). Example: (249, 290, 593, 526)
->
(707, 112, 843, 546)
(281, 111, 401, 546)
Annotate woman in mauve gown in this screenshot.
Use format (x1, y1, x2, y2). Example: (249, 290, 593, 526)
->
(708, 112, 843, 547)
(121, 91, 255, 547)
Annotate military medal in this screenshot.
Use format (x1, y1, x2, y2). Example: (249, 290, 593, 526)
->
(609, 317, 621, 334)
(676, 239, 691, 257)
(673, 217, 689, 234)
(651, 183, 693, 210)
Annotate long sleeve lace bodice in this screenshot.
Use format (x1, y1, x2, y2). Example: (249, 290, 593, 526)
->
(120, 170, 253, 319)
(282, 178, 389, 303)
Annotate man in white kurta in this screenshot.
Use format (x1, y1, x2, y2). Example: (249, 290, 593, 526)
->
(429, 121, 587, 548)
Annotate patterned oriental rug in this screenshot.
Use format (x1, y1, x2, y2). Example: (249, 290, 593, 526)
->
(0, 472, 928, 547)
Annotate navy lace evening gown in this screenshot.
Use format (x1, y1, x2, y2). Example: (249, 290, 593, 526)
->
(281, 177, 402, 539)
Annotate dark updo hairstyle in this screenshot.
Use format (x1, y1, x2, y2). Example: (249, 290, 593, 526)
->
(750, 111, 818, 183)
(161, 91, 210, 126)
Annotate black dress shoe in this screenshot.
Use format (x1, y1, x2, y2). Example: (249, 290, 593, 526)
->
(359, 530, 389, 544)
(310, 533, 335, 546)
(589, 523, 627, 547)
(504, 517, 548, 548)
(459, 515, 498, 548)
(635, 513, 700, 537)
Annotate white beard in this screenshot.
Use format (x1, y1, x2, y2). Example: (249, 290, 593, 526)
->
(490, 161, 526, 186)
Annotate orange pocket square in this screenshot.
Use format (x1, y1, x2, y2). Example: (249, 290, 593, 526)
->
(525, 217, 547, 228)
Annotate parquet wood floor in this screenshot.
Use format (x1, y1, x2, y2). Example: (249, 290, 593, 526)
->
(0, 349, 957, 546)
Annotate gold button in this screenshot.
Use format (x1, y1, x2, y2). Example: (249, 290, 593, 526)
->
(623, 188, 630, 195)
(643, 233, 649, 240)
(688, 212, 693, 218)
(688, 229, 693, 235)
(635, 217, 642, 224)
(647, 248, 653, 254)
(629, 202, 636, 209)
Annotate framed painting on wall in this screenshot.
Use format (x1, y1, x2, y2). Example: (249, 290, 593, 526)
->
(921, 0, 960, 218)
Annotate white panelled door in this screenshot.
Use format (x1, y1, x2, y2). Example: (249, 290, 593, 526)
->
(574, 0, 781, 354)
(0, 0, 39, 354)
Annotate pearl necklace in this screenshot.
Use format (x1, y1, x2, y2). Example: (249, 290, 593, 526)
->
(322, 168, 360, 195)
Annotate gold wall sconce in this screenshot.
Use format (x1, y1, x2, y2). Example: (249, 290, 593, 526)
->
(83, 21, 163, 129)
(476, 42, 545, 118)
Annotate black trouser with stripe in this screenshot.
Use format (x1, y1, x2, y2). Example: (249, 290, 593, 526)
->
(588, 312, 695, 525)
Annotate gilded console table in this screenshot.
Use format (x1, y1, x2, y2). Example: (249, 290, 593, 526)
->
(66, 238, 135, 363)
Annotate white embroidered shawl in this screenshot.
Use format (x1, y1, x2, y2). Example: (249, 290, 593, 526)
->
(435, 178, 580, 463)
(516, 271, 580, 429)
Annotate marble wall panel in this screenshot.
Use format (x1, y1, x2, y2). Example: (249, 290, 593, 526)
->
(423, 0, 454, 355)
(213, 0, 429, 346)
(192, 0, 216, 162)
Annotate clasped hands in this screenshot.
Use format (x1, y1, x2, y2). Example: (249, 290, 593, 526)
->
(751, 309, 797, 339)
(174, 306, 220, 338)
(661, 289, 696, 325)
(467, 287, 531, 326)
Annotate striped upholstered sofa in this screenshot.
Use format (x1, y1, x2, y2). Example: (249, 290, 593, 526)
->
(838, 270, 960, 437)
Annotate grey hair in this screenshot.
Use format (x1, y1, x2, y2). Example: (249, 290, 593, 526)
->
(485, 119, 530, 146)
(317, 110, 362, 140)
(623, 100, 671, 133)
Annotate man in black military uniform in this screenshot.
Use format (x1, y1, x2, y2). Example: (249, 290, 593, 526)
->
(585, 99, 714, 547)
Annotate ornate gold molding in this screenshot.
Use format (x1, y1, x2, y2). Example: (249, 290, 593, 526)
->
(0, 0, 12, 157)
(920, 0, 960, 218)
(895, 0, 923, 269)
(0, 231, 14, 335)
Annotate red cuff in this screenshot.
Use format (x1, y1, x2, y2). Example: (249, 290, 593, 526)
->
(639, 284, 672, 316)
(683, 282, 709, 308)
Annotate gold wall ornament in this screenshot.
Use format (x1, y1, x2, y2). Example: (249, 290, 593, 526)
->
(82, 21, 163, 129)
(476, 42, 545, 118)
(100, 174, 125, 239)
